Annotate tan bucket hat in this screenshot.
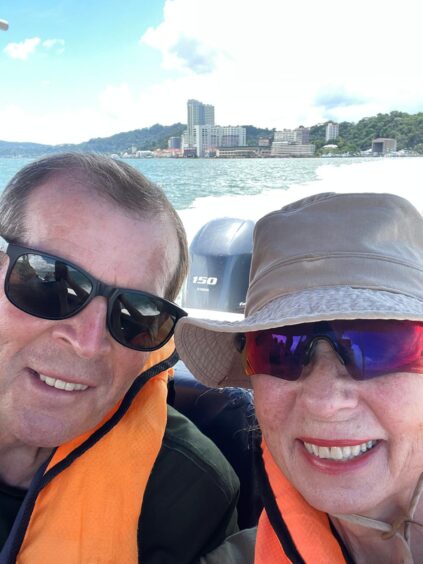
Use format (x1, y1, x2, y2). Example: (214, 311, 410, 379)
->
(174, 192, 423, 388)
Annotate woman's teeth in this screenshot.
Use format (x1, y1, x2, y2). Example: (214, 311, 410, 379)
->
(39, 373, 88, 391)
(303, 440, 378, 461)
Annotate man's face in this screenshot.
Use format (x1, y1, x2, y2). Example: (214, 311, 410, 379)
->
(0, 175, 179, 448)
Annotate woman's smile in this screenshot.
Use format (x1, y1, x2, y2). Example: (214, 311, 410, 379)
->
(300, 438, 379, 462)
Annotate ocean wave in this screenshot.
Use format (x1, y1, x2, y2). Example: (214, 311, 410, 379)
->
(179, 158, 423, 242)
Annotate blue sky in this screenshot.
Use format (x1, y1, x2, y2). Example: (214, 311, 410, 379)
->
(1, 0, 422, 144)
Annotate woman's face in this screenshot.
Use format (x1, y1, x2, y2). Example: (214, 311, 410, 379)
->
(252, 339, 423, 519)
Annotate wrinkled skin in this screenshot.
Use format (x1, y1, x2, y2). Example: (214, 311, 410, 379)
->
(252, 340, 423, 559)
(0, 176, 179, 479)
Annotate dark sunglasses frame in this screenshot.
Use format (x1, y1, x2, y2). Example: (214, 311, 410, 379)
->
(238, 319, 423, 381)
(0, 237, 187, 351)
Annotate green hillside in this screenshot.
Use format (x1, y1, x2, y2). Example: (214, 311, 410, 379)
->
(0, 140, 53, 157)
(77, 123, 187, 153)
(0, 123, 187, 157)
(243, 125, 274, 146)
(310, 111, 423, 154)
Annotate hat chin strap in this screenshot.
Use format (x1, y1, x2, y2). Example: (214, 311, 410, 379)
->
(332, 473, 423, 564)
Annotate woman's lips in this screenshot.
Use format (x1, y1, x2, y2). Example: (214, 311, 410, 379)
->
(297, 437, 381, 473)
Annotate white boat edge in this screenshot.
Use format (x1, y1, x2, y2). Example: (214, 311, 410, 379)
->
(184, 307, 244, 322)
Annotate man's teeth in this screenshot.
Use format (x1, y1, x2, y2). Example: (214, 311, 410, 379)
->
(303, 440, 378, 461)
(39, 374, 88, 392)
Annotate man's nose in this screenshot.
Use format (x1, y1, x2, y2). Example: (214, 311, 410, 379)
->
(51, 297, 113, 358)
(298, 340, 359, 418)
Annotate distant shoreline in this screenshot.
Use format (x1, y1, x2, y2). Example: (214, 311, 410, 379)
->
(1, 111, 422, 158)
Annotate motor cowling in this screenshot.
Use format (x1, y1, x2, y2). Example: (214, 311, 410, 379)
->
(182, 218, 254, 313)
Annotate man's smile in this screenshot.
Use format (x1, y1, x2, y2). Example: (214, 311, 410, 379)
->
(27, 367, 92, 393)
(38, 372, 89, 392)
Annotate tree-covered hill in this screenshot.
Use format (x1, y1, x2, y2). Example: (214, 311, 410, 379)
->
(0, 123, 187, 157)
(77, 123, 187, 153)
(243, 125, 275, 146)
(0, 140, 53, 157)
(310, 111, 423, 154)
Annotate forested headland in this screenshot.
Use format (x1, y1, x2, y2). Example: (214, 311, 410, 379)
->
(310, 111, 423, 154)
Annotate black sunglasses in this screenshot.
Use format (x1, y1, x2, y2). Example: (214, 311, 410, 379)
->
(0, 237, 187, 351)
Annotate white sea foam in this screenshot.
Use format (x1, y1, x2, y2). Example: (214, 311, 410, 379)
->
(179, 158, 423, 242)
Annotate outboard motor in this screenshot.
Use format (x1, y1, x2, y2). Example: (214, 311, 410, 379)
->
(182, 218, 254, 313)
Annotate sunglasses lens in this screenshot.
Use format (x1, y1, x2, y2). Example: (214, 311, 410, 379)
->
(245, 321, 423, 381)
(245, 328, 306, 380)
(339, 321, 423, 379)
(110, 292, 178, 350)
(7, 254, 92, 318)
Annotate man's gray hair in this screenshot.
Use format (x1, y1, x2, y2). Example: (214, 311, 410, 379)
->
(0, 152, 188, 301)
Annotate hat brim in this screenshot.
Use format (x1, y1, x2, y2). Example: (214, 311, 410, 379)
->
(174, 286, 423, 388)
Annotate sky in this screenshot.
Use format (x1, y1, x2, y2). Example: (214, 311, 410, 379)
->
(1, 0, 422, 145)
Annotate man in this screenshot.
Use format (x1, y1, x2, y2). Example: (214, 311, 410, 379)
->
(0, 153, 239, 563)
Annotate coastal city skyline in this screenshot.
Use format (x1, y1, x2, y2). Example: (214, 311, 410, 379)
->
(1, 93, 418, 159)
(1, 0, 422, 145)
(170, 99, 339, 158)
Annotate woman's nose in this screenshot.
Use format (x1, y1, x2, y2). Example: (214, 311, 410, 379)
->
(298, 339, 359, 418)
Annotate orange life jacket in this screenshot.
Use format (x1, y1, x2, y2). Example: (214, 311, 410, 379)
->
(255, 441, 347, 563)
(4, 341, 176, 564)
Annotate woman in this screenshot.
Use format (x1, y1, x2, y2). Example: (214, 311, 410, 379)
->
(175, 192, 423, 563)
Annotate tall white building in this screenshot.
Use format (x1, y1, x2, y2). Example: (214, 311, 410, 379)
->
(194, 125, 246, 157)
(186, 99, 215, 148)
(325, 122, 339, 142)
(203, 104, 215, 126)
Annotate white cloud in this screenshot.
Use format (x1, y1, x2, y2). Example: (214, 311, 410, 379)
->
(0, 79, 190, 144)
(0, 79, 211, 144)
(99, 83, 134, 119)
(0, 103, 117, 145)
(2, 0, 423, 144)
(42, 38, 65, 54)
(42, 39, 63, 48)
(3, 37, 65, 61)
(139, 0, 423, 129)
(4, 37, 41, 60)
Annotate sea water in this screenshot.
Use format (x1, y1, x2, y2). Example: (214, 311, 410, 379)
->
(0, 157, 422, 242)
